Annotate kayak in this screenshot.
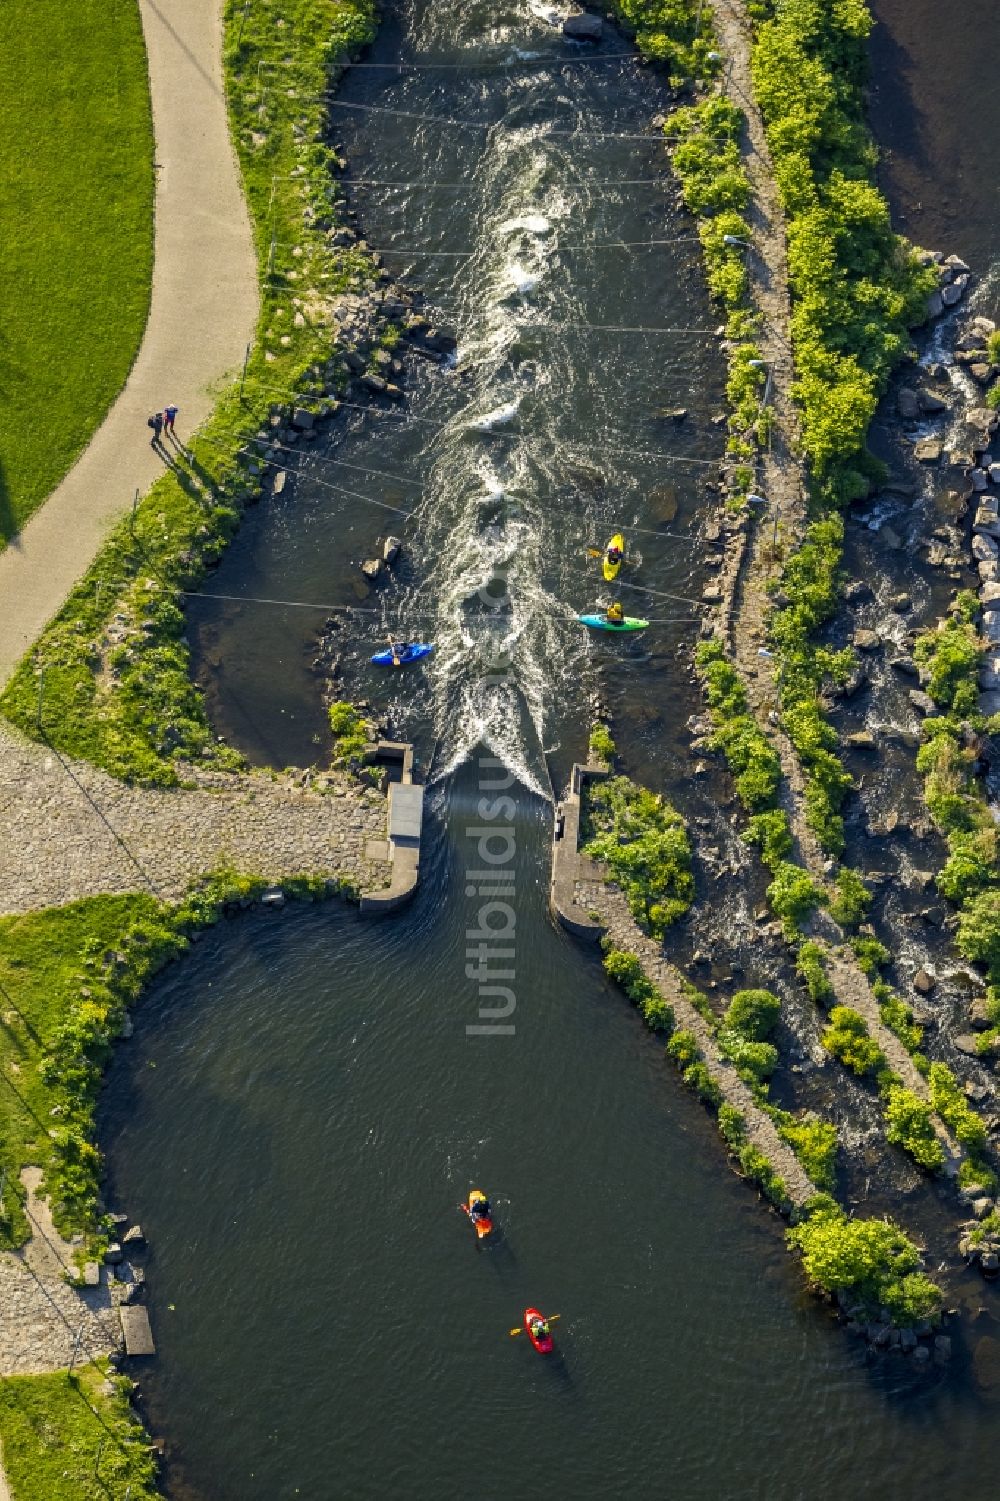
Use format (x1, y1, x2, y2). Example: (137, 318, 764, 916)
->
(578, 614, 649, 633)
(462, 1189, 494, 1241)
(524, 1307, 554, 1354)
(602, 533, 625, 582)
(370, 642, 434, 666)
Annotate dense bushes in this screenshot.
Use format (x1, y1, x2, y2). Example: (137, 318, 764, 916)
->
(328, 701, 372, 766)
(796, 939, 833, 1003)
(749, 0, 936, 500)
(822, 1006, 884, 1076)
(913, 599, 1000, 1053)
(695, 641, 788, 843)
(767, 861, 822, 936)
(607, 0, 717, 80)
(883, 1086, 945, 1173)
(788, 1196, 941, 1324)
(603, 946, 675, 1033)
(583, 777, 694, 937)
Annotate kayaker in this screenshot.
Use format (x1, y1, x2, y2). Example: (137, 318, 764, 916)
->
(472, 1195, 491, 1220)
(605, 602, 624, 625)
(606, 543, 623, 565)
(530, 1316, 550, 1339)
(387, 636, 408, 667)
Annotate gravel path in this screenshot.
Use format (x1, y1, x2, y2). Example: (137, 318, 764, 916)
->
(0, 722, 392, 914)
(0, 0, 258, 688)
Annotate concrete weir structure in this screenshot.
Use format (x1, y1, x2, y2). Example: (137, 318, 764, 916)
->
(359, 740, 423, 913)
(549, 761, 609, 940)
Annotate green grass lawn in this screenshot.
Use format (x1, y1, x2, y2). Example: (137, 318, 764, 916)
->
(0, 1366, 159, 1501)
(0, 893, 158, 1248)
(0, 0, 153, 545)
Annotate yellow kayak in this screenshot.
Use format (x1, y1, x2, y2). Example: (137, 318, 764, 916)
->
(603, 534, 625, 582)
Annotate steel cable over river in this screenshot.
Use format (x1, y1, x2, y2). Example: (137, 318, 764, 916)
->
(101, 3, 1000, 1499)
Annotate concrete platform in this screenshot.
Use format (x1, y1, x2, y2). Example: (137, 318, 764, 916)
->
(388, 782, 423, 843)
(120, 1306, 155, 1357)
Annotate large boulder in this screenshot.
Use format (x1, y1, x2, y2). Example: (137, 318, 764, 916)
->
(563, 13, 603, 40)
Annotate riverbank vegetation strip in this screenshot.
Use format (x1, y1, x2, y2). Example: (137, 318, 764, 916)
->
(0, 0, 154, 546)
(0, 1363, 158, 1501)
(916, 597, 1000, 1056)
(599, 931, 939, 1322)
(0, 0, 378, 784)
(0, 871, 353, 1253)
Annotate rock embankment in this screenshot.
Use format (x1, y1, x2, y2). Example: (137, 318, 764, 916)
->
(573, 878, 816, 1209)
(0, 1171, 119, 1376)
(0, 721, 392, 914)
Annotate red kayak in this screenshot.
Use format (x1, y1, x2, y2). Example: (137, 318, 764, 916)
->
(524, 1307, 554, 1354)
(462, 1189, 494, 1240)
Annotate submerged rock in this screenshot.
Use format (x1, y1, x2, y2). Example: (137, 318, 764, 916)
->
(563, 13, 604, 40)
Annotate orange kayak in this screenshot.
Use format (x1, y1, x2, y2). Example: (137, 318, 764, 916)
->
(462, 1189, 494, 1240)
(524, 1307, 554, 1354)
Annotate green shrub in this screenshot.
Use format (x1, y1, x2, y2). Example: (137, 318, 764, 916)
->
(736, 1143, 789, 1207)
(667, 1028, 700, 1067)
(822, 1006, 884, 1076)
(720, 1031, 779, 1088)
(956, 890, 1000, 977)
(777, 1115, 839, 1191)
(745, 809, 794, 868)
(584, 777, 694, 938)
(883, 1085, 945, 1173)
(602, 947, 675, 1033)
(718, 1103, 747, 1146)
(852, 935, 890, 976)
(684, 1061, 724, 1106)
(767, 861, 823, 936)
(724, 987, 781, 1040)
(928, 1063, 987, 1151)
(589, 722, 616, 766)
(796, 940, 833, 1003)
(788, 1198, 941, 1325)
(873, 984, 922, 1053)
(828, 867, 871, 929)
(914, 604, 983, 714)
(328, 701, 371, 766)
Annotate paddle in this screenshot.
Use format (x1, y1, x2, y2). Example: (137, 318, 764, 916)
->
(509, 1315, 560, 1337)
(386, 633, 401, 668)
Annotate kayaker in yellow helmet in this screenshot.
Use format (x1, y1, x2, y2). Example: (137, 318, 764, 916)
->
(605, 602, 624, 625)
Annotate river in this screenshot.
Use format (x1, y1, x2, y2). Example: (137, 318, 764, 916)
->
(100, 2, 1000, 1497)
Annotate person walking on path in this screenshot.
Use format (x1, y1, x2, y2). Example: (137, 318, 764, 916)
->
(147, 411, 164, 447)
(163, 402, 178, 437)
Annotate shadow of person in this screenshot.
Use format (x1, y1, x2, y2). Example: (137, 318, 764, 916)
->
(0, 450, 17, 547)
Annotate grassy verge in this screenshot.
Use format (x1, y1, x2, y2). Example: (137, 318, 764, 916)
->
(0, 0, 153, 545)
(0, 1364, 157, 1501)
(0, 0, 379, 784)
(0, 869, 355, 1254)
(582, 776, 695, 937)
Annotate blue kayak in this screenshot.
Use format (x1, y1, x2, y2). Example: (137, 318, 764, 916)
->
(371, 642, 434, 666)
(577, 614, 649, 632)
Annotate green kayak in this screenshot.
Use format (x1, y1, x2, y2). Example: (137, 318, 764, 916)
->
(578, 613, 649, 632)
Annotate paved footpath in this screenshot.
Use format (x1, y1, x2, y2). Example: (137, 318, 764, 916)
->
(0, 723, 392, 914)
(0, 0, 258, 689)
